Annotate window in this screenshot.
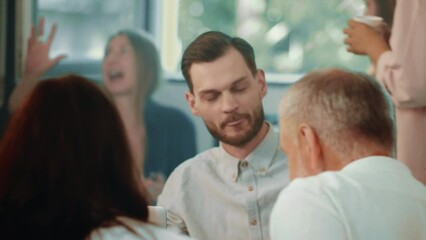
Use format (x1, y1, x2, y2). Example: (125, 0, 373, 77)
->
(32, 0, 371, 151)
(162, 0, 369, 82)
(0, 0, 6, 106)
(38, 0, 368, 82)
(38, 0, 146, 61)
(37, 0, 151, 80)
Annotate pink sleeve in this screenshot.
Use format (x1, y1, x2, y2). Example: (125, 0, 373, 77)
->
(376, 0, 426, 108)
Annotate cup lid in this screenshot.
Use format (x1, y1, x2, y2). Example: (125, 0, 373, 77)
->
(353, 16, 383, 27)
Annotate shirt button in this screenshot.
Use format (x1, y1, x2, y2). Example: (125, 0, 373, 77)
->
(258, 166, 266, 173)
(250, 219, 257, 225)
(248, 185, 254, 191)
(240, 160, 249, 168)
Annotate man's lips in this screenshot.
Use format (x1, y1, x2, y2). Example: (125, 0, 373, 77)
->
(224, 118, 244, 127)
(221, 114, 249, 128)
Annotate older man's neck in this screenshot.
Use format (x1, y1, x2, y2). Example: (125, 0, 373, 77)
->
(326, 145, 393, 171)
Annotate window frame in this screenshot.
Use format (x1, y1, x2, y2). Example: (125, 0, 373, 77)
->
(33, 0, 159, 82)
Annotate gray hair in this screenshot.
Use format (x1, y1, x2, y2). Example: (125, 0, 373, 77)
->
(279, 68, 395, 158)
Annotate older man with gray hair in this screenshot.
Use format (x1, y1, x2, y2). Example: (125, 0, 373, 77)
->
(270, 68, 426, 240)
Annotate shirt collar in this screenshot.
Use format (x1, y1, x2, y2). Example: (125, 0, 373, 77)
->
(342, 156, 412, 176)
(217, 123, 280, 181)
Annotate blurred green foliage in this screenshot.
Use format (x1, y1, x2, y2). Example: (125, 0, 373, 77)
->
(178, 0, 370, 74)
(38, 0, 370, 75)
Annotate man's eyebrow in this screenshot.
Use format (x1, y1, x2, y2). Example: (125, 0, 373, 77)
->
(198, 76, 248, 95)
(198, 89, 219, 96)
(231, 77, 248, 87)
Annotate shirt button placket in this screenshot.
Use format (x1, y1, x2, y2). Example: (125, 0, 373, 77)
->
(241, 160, 249, 169)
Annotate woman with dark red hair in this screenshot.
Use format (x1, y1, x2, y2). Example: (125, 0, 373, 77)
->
(0, 75, 189, 239)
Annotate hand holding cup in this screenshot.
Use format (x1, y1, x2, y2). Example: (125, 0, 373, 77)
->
(343, 16, 391, 63)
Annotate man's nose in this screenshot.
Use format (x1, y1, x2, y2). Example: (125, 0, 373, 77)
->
(221, 93, 238, 113)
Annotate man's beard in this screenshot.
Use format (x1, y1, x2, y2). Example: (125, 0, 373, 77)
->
(204, 105, 265, 147)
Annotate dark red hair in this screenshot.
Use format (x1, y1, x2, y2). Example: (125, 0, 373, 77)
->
(0, 75, 148, 239)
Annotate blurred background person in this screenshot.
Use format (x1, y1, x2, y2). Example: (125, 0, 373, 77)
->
(8, 17, 196, 202)
(103, 29, 196, 202)
(344, 0, 426, 184)
(363, 0, 396, 74)
(0, 75, 190, 240)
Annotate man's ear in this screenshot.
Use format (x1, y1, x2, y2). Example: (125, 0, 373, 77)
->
(297, 124, 325, 174)
(256, 70, 267, 98)
(185, 91, 200, 116)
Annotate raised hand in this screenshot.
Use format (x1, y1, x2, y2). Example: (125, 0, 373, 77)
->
(9, 17, 66, 113)
(24, 16, 66, 78)
(143, 172, 166, 205)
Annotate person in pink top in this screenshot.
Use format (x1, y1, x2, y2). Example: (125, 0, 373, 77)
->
(343, 0, 426, 184)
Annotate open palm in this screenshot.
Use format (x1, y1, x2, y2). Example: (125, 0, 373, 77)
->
(24, 17, 66, 78)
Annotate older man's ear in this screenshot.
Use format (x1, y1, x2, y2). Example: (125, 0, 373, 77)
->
(297, 124, 325, 176)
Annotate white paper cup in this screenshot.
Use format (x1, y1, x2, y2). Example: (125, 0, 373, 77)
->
(353, 16, 383, 28)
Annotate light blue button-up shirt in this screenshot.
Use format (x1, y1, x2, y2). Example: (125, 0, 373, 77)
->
(158, 125, 289, 240)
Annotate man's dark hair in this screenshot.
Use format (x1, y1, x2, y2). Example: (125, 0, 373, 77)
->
(181, 31, 257, 92)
